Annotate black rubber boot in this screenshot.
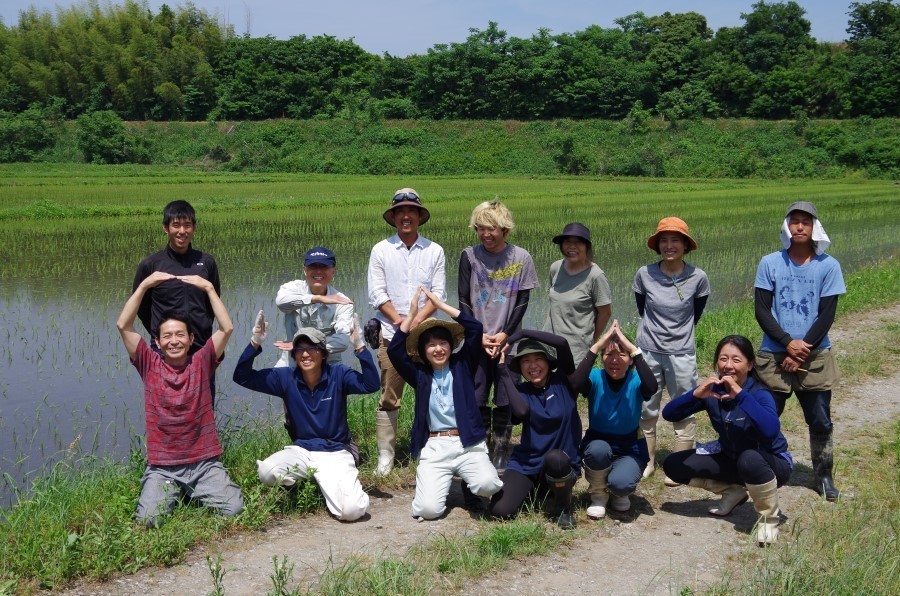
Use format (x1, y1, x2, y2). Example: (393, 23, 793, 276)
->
(460, 482, 486, 513)
(546, 471, 577, 530)
(491, 423, 513, 473)
(810, 430, 840, 501)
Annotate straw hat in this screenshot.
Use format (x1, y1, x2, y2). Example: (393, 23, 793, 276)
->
(405, 318, 465, 362)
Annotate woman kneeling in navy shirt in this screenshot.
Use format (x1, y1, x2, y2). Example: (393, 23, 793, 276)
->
(490, 329, 582, 529)
(662, 335, 792, 545)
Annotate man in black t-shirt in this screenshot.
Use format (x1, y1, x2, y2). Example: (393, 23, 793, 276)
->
(133, 200, 221, 355)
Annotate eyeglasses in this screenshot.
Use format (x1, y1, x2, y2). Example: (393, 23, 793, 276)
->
(293, 345, 320, 354)
(392, 191, 421, 204)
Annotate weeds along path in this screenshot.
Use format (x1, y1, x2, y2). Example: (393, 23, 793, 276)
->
(465, 303, 900, 595)
(62, 305, 900, 596)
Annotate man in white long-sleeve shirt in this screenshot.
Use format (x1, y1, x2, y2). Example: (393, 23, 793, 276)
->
(367, 188, 446, 475)
(275, 247, 354, 367)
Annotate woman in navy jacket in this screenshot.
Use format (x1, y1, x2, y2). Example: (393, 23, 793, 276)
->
(388, 286, 502, 520)
(662, 335, 792, 545)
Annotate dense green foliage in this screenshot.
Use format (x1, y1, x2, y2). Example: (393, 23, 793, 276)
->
(0, 1, 897, 121)
(4, 112, 898, 177)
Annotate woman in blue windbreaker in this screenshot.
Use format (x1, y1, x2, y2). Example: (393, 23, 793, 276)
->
(662, 335, 792, 545)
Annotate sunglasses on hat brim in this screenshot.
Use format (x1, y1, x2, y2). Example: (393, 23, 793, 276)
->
(392, 191, 421, 204)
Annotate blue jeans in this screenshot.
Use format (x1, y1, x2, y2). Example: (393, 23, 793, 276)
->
(583, 440, 642, 497)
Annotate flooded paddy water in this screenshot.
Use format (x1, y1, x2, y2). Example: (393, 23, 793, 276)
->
(0, 167, 897, 506)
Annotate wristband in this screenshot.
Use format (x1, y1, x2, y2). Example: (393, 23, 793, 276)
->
(630, 348, 642, 358)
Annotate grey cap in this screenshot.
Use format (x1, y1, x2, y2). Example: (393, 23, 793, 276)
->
(292, 327, 328, 353)
(509, 339, 557, 375)
(786, 201, 818, 219)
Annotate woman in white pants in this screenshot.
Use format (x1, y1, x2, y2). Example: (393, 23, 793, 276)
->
(233, 312, 378, 521)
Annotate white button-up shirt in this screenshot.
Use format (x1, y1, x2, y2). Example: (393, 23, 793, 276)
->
(367, 233, 446, 341)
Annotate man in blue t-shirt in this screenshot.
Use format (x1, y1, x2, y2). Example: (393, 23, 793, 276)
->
(754, 201, 845, 501)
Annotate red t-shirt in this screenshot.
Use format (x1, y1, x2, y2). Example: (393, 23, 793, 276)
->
(131, 338, 222, 465)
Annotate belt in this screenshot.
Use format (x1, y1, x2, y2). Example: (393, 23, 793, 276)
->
(429, 429, 460, 438)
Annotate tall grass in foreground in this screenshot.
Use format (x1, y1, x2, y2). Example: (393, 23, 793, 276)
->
(705, 422, 900, 595)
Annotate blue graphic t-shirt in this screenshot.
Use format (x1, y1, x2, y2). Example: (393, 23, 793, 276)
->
(754, 250, 846, 352)
(463, 244, 539, 335)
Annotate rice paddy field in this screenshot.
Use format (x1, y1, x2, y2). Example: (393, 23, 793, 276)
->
(0, 164, 898, 508)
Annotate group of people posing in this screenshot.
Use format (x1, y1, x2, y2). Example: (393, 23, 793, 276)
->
(118, 190, 845, 546)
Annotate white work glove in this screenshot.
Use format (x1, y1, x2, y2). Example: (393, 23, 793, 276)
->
(349, 313, 366, 351)
(251, 310, 268, 345)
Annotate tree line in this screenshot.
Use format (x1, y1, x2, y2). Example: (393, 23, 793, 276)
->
(0, 0, 897, 122)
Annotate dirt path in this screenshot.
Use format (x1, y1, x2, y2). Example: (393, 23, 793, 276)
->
(63, 305, 900, 595)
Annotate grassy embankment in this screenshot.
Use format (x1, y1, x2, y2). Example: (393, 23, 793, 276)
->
(0, 171, 897, 592)
(32, 117, 900, 179)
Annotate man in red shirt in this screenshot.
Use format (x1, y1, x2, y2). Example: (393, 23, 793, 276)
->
(117, 271, 242, 527)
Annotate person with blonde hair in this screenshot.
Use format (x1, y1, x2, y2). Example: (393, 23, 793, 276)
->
(458, 200, 539, 479)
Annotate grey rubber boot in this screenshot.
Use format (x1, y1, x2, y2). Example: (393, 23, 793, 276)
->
(666, 417, 697, 486)
(688, 478, 748, 516)
(641, 418, 657, 479)
(375, 409, 398, 476)
(583, 465, 611, 519)
(747, 478, 780, 545)
(810, 430, 840, 501)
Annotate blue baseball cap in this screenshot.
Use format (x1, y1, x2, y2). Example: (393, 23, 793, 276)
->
(304, 247, 336, 266)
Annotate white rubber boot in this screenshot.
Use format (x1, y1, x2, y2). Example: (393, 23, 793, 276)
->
(688, 478, 748, 516)
(375, 409, 397, 476)
(641, 418, 656, 479)
(666, 417, 697, 486)
(747, 478, 780, 545)
(583, 465, 611, 519)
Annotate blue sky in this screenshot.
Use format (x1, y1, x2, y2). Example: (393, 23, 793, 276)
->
(1, 1, 858, 56)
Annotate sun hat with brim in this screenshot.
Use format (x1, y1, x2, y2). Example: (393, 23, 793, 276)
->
(292, 327, 328, 353)
(509, 339, 558, 375)
(786, 201, 818, 219)
(383, 187, 431, 227)
(552, 222, 592, 248)
(406, 318, 465, 362)
(646, 216, 698, 252)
